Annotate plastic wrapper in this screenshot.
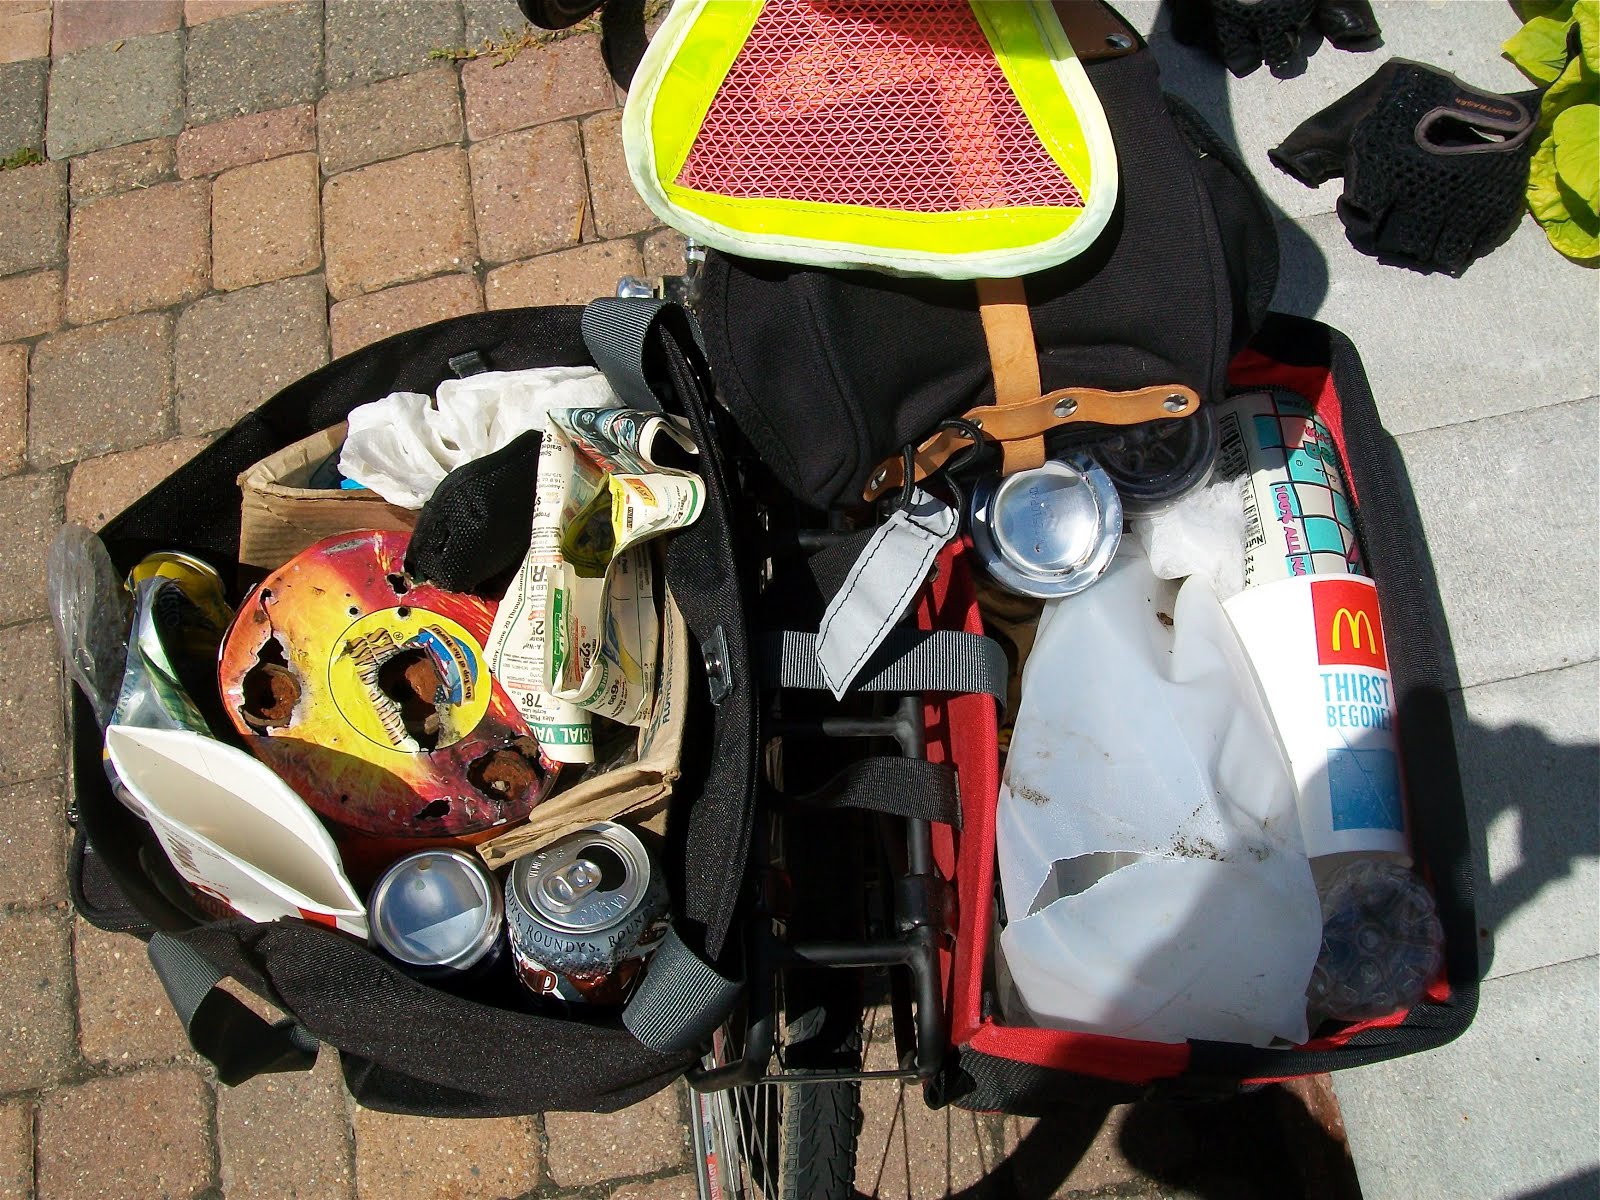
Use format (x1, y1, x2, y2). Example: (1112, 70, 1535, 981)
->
(1308, 858, 1442, 1023)
(46, 525, 129, 728)
(1130, 474, 1250, 600)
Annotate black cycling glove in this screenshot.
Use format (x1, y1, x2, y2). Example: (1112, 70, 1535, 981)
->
(1171, 0, 1382, 78)
(1271, 60, 1538, 275)
(405, 429, 542, 595)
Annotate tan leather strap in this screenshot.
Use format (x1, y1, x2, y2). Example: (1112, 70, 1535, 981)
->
(863, 384, 1202, 501)
(974, 278, 1041, 407)
(864, 276, 1200, 502)
(975, 278, 1048, 475)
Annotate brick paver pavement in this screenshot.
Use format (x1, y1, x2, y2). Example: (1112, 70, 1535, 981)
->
(0, 3, 1358, 1197)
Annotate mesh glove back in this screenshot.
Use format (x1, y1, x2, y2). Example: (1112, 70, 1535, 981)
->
(404, 429, 542, 594)
(1272, 60, 1537, 276)
(1172, 0, 1381, 78)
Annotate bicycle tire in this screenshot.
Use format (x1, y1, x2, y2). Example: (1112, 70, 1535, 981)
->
(513, 0, 602, 30)
(698, 809, 867, 1200)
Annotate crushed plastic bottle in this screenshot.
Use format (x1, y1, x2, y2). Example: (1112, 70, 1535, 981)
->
(1308, 858, 1444, 1023)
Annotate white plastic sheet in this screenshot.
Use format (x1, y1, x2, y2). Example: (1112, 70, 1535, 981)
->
(995, 547, 1322, 1046)
(338, 366, 619, 508)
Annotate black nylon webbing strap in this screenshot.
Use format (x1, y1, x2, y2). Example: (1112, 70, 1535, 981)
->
(582, 296, 670, 411)
(148, 933, 319, 1087)
(581, 296, 755, 1051)
(622, 927, 743, 1054)
(760, 628, 1009, 714)
(787, 757, 962, 828)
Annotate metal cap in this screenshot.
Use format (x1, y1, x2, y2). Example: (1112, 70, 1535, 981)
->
(369, 849, 504, 972)
(992, 464, 1103, 572)
(511, 822, 651, 935)
(970, 454, 1122, 598)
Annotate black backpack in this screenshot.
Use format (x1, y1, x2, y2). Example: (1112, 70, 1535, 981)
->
(696, 26, 1280, 509)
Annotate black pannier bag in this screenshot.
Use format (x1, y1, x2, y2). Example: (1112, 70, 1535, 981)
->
(67, 302, 758, 1117)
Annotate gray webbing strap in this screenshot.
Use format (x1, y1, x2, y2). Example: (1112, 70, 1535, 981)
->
(788, 756, 963, 828)
(148, 933, 318, 1087)
(583, 297, 743, 1055)
(760, 628, 1009, 715)
(622, 927, 743, 1054)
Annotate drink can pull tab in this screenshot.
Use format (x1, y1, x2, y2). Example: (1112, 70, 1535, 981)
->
(540, 859, 603, 911)
(815, 488, 959, 700)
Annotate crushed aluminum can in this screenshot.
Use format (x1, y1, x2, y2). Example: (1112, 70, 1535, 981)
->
(968, 452, 1122, 599)
(369, 848, 506, 980)
(126, 551, 234, 632)
(505, 822, 670, 1005)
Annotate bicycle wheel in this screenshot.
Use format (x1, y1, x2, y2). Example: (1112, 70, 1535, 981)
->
(694, 809, 867, 1200)
(513, 0, 602, 30)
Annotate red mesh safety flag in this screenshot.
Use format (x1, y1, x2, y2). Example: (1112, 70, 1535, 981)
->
(677, 1, 1085, 213)
(623, 0, 1118, 278)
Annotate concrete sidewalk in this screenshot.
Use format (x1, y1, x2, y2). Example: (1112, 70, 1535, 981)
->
(1121, 2, 1600, 1198)
(0, 2, 1594, 1198)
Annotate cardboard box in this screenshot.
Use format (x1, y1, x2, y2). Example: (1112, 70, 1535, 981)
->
(237, 423, 416, 571)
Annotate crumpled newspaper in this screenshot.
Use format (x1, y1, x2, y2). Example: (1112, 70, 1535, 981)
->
(338, 366, 619, 508)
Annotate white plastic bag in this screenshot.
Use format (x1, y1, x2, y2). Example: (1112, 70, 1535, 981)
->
(1130, 474, 1250, 600)
(995, 546, 1322, 1046)
(338, 366, 619, 507)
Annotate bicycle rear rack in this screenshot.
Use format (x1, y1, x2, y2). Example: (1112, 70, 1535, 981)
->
(688, 693, 949, 1091)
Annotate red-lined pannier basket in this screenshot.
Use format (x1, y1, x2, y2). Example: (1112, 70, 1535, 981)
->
(918, 314, 1477, 1114)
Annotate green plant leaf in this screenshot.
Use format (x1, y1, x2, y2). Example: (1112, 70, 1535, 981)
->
(1578, 0, 1599, 71)
(1513, 0, 1572, 19)
(1505, 12, 1580, 82)
(1552, 103, 1600, 211)
(1539, 52, 1596, 129)
(1528, 136, 1600, 261)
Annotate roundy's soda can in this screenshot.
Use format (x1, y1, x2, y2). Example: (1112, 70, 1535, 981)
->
(505, 822, 670, 1005)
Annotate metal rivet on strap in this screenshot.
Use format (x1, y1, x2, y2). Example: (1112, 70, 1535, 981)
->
(869, 467, 888, 490)
(1053, 397, 1078, 418)
(703, 626, 732, 705)
(1107, 32, 1133, 49)
(1163, 393, 1189, 413)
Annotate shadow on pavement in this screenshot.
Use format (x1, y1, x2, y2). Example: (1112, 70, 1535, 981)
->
(1143, 5, 1333, 319)
(1462, 713, 1600, 980)
(877, 1081, 1361, 1200)
(1512, 1169, 1600, 1200)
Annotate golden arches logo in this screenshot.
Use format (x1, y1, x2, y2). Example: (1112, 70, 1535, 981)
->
(1330, 607, 1375, 654)
(1312, 577, 1388, 669)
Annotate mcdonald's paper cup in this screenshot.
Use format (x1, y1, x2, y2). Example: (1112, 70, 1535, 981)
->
(1223, 575, 1409, 861)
